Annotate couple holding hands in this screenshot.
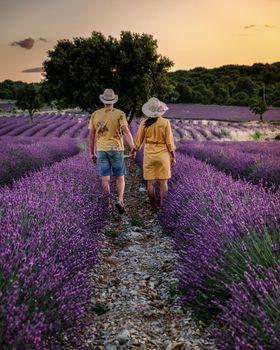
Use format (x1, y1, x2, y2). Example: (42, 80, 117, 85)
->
(88, 89, 176, 214)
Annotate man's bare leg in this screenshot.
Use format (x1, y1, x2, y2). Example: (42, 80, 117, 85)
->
(101, 176, 111, 208)
(159, 179, 168, 206)
(116, 176, 125, 204)
(147, 180, 157, 213)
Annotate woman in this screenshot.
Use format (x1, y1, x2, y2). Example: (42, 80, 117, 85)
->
(131, 97, 176, 212)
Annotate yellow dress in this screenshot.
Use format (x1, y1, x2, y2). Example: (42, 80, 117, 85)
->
(134, 116, 176, 180)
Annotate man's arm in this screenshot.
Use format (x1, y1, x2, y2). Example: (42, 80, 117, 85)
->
(122, 125, 134, 150)
(89, 129, 97, 163)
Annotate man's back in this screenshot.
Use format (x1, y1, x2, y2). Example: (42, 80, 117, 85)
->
(88, 107, 127, 151)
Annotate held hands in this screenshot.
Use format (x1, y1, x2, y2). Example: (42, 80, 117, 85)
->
(130, 149, 137, 159)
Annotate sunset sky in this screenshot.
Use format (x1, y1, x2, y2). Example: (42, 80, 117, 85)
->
(0, 0, 280, 83)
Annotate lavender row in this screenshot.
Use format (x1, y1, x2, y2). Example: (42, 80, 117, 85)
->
(189, 139, 280, 156)
(0, 152, 106, 349)
(159, 153, 280, 349)
(2, 103, 280, 121)
(0, 137, 80, 186)
(176, 141, 280, 189)
(0, 113, 90, 138)
(2, 111, 278, 141)
(166, 104, 280, 121)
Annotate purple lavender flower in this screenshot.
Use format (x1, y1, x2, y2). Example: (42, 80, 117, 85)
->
(0, 138, 80, 186)
(0, 152, 106, 348)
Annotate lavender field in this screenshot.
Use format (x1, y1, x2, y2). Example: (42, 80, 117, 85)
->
(0, 153, 107, 348)
(1, 107, 279, 142)
(0, 137, 80, 186)
(170, 119, 279, 141)
(131, 117, 280, 349)
(166, 104, 280, 122)
(0, 111, 280, 349)
(176, 140, 280, 188)
(159, 152, 280, 349)
(0, 112, 90, 139)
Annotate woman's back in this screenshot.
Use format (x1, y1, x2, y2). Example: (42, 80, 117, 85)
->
(141, 117, 169, 144)
(135, 116, 175, 153)
(132, 97, 177, 212)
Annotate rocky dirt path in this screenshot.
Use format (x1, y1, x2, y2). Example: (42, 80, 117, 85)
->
(87, 161, 215, 350)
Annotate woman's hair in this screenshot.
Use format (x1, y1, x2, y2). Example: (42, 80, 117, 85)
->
(144, 117, 158, 128)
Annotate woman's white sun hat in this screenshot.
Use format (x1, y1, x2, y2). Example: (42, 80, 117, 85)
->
(142, 97, 168, 118)
(99, 88, 118, 104)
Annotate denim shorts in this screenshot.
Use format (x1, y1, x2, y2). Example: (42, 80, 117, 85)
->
(96, 151, 126, 177)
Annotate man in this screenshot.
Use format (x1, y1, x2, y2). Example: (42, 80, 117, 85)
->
(88, 88, 135, 214)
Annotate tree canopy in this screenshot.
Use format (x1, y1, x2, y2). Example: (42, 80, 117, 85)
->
(42, 31, 174, 120)
(16, 84, 42, 121)
(2, 55, 280, 112)
(168, 62, 280, 107)
(0, 80, 30, 100)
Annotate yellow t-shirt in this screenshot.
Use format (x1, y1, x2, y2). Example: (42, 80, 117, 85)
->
(88, 107, 128, 151)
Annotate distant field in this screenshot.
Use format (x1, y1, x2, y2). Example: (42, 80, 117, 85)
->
(1, 103, 280, 122)
(0, 112, 90, 139)
(166, 104, 280, 121)
(0, 110, 279, 141)
(0, 101, 16, 112)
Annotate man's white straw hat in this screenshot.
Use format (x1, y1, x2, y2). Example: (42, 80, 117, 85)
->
(142, 97, 168, 118)
(99, 88, 118, 104)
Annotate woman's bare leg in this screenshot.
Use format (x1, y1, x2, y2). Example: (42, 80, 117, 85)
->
(159, 179, 168, 206)
(147, 180, 157, 212)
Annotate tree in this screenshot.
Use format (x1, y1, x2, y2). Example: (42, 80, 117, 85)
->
(234, 77, 257, 96)
(233, 92, 250, 106)
(250, 99, 267, 122)
(16, 84, 42, 121)
(250, 85, 267, 122)
(212, 83, 229, 104)
(42, 31, 173, 122)
(0, 80, 26, 100)
(168, 62, 280, 106)
(192, 83, 214, 104)
(176, 83, 193, 102)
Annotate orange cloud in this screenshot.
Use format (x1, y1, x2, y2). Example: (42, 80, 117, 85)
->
(264, 24, 276, 28)
(244, 25, 256, 29)
(11, 37, 35, 49)
(22, 67, 43, 73)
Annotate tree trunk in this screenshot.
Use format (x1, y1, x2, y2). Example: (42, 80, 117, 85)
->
(128, 104, 136, 125)
(28, 111, 34, 122)
(260, 114, 263, 123)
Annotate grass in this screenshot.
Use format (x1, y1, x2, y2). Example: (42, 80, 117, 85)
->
(220, 128, 231, 138)
(78, 142, 88, 151)
(252, 130, 264, 140)
(168, 282, 182, 298)
(104, 229, 119, 239)
(130, 215, 145, 228)
(91, 302, 110, 315)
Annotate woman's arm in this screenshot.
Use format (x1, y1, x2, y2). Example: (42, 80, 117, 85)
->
(165, 120, 176, 166)
(133, 122, 146, 150)
(170, 151, 176, 167)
